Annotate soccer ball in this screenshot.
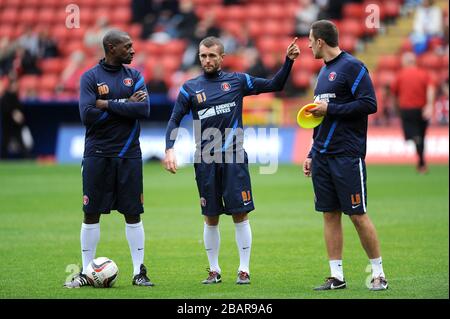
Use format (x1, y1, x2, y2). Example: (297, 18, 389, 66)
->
(85, 257, 119, 288)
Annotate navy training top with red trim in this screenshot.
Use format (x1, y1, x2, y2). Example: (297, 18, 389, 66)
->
(165, 56, 294, 153)
(309, 51, 377, 158)
(79, 59, 150, 158)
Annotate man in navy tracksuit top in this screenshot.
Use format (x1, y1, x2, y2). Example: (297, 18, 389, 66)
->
(164, 36, 300, 284)
(303, 20, 388, 291)
(64, 30, 154, 288)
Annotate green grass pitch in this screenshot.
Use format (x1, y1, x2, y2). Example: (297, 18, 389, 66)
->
(0, 162, 448, 299)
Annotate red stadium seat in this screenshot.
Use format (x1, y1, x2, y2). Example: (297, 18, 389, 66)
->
(114, 0, 131, 5)
(418, 53, 443, 70)
(246, 4, 265, 20)
(383, 2, 400, 19)
(261, 53, 283, 70)
(163, 40, 186, 56)
(67, 27, 87, 42)
(265, 4, 285, 20)
(377, 55, 401, 71)
(339, 35, 358, 53)
(292, 71, 313, 89)
(222, 54, 247, 72)
(343, 3, 365, 20)
(257, 37, 279, 55)
(0, 25, 15, 39)
(37, 8, 57, 25)
(12, 25, 26, 40)
(110, 7, 132, 24)
(0, 8, 19, 24)
(19, 75, 39, 92)
(161, 56, 182, 72)
(222, 21, 243, 39)
(127, 23, 143, 39)
(144, 42, 164, 56)
(247, 20, 265, 38)
(58, 40, 85, 57)
(339, 19, 365, 38)
(293, 55, 323, 73)
(19, 8, 38, 25)
(79, 8, 96, 26)
(262, 20, 288, 36)
(21, 0, 40, 8)
(40, 0, 60, 8)
(38, 74, 59, 92)
(223, 5, 246, 22)
(1, 0, 19, 8)
(373, 70, 396, 87)
(94, 0, 115, 9)
(39, 58, 64, 75)
(51, 25, 70, 42)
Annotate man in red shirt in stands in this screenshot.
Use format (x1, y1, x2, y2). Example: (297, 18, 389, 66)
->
(391, 52, 436, 173)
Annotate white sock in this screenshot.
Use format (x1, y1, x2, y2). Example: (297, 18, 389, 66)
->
(329, 260, 344, 281)
(80, 223, 100, 275)
(370, 257, 385, 278)
(126, 221, 145, 276)
(203, 223, 221, 274)
(234, 220, 252, 274)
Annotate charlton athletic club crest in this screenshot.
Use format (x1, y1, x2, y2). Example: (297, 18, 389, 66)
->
(328, 72, 337, 81)
(83, 195, 89, 206)
(123, 78, 133, 87)
(221, 82, 231, 91)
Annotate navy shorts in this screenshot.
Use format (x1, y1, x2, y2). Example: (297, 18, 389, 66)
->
(400, 108, 428, 140)
(311, 154, 367, 215)
(194, 153, 254, 216)
(82, 157, 144, 215)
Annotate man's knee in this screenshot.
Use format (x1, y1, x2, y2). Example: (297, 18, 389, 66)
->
(349, 213, 367, 228)
(204, 215, 220, 226)
(124, 214, 141, 224)
(232, 212, 248, 223)
(323, 211, 341, 223)
(84, 213, 100, 224)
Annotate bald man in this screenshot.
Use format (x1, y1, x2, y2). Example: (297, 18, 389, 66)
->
(64, 30, 154, 288)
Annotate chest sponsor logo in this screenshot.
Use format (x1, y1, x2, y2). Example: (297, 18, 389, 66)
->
(314, 93, 336, 103)
(328, 72, 337, 81)
(97, 82, 109, 95)
(198, 107, 216, 120)
(197, 101, 236, 119)
(221, 82, 231, 91)
(123, 78, 133, 87)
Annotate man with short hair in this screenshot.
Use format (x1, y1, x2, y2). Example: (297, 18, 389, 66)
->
(303, 20, 388, 291)
(64, 30, 154, 288)
(391, 51, 435, 174)
(164, 36, 299, 284)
